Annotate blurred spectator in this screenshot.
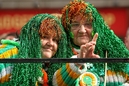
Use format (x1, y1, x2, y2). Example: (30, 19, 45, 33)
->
(124, 27, 129, 50)
(0, 33, 8, 40)
(0, 32, 19, 41)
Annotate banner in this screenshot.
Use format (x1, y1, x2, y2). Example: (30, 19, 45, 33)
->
(0, 9, 61, 34)
(0, 8, 128, 38)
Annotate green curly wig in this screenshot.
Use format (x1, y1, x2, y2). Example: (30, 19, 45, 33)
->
(61, 0, 129, 75)
(9, 14, 70, 86)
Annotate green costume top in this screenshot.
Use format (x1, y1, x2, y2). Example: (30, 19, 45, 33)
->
(7, 14, 70, 86)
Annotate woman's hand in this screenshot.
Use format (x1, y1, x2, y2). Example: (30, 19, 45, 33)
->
(78, 33, 100, 58)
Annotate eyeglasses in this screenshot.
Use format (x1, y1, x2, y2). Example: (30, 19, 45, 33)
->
(71, 22, 92, 30)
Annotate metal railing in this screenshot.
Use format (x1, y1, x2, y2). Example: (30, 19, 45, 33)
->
(0, 58, 129, 63)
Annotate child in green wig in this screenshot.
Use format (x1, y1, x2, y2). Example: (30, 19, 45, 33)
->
(53, 0, 129, 86)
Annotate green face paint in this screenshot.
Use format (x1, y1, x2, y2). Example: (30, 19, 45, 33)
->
(92, 30, 94, 37)
(69, 32, 74, 39)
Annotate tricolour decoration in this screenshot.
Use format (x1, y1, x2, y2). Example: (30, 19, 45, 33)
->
(75, 72, 100, 86)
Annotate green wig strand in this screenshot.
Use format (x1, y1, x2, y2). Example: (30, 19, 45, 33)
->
(9, 14, 69, 86)
(87, 2, 129, 75)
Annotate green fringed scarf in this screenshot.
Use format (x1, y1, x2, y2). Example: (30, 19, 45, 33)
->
(62, 0, 129, 76)
(8, 14, 70, 86)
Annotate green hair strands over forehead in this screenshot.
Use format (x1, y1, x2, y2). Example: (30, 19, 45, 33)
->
(8, 14, 69, 86)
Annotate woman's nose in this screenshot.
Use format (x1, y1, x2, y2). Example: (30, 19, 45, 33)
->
(47, 39, 54, 45)
(79, 24, 86, 33)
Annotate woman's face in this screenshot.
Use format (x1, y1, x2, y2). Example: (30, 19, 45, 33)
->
(39, 18, 61, 58)
(71, 15, 93, 46)
(41, 35, 58, 58)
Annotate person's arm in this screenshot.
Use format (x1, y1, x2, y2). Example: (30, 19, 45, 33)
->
(0, 63, 12, 83)
(100, 70, 129, 86)
(0, 41, 18, 83)
(52, 55, 88, 86)
(53, 54, 101, 86)
(52, 63, 87, 86)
